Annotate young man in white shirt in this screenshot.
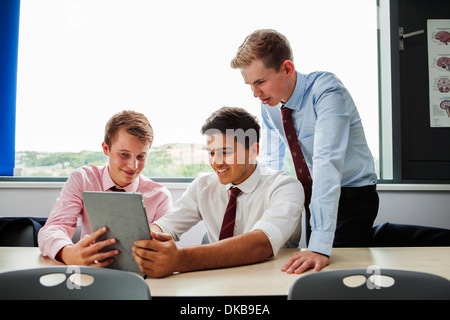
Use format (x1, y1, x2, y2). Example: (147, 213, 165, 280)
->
(132, 107, 303, 278)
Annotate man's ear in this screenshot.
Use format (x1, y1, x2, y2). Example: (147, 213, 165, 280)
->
(281, 60, 295, 79)
(102, 141, 110, 156)
(249, 142, 259, 163)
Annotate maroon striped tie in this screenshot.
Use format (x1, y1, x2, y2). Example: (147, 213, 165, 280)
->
(281, 107, 312, 225)
(219, 187, 242, 240)
(109, 186, 125, 192)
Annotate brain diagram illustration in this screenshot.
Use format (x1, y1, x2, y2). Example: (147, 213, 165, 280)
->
(437, 78, 450, 93)
(429, 23, 450, 125)
(440, 100, 450, 117)
(437, 57, 450, 72)
(435, 31, 450, 45)
(434, 31, 450, 72)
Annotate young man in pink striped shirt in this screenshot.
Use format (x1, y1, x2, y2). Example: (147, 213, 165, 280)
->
(38, 110, 172, 266)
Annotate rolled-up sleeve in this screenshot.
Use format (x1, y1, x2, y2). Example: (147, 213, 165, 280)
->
(251, 175, 304, 256)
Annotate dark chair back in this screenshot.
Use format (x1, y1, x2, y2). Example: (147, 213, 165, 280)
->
(0, 266, 151, 300)
(288, 268, 450, 300)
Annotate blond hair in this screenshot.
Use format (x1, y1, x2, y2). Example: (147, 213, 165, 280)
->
(104, 110, 154, 148)
(231, 29, 293, 71)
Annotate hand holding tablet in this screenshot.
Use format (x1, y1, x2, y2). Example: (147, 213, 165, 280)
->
(57, 226, 119, 267)
(82, 191, 152, 273)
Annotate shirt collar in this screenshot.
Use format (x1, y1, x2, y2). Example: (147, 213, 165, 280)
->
(223, 162, 261, 194)
(101, 165, 140, 192)
(281, 71, 306, 112)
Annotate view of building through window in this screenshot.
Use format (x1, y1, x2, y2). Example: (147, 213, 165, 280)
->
(15, 0, 379, 179)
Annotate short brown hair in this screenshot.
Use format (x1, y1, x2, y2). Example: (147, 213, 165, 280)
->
(104, 110, 154, 148)
(230, 29, 293, 71)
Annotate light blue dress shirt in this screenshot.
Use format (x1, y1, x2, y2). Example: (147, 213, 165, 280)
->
(259, 71, 377, 256)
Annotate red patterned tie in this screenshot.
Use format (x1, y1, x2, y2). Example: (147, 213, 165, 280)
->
(281, 107, 312, 229)
(219, 187, 242, 240)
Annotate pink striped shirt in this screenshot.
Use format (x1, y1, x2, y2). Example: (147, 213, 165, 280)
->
(38, 165, 172, 261)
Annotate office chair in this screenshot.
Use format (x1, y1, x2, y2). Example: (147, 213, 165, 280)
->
(371, 222, 450, 247)
(201, 232, 209, 244)
(0, 266, 151, 300)
(288, 268, 450, 300)
(0, 217, 47, 247)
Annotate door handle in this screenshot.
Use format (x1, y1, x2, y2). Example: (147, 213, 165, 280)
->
(399, 27, 425, 51)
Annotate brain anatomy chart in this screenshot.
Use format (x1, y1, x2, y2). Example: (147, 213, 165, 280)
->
(428, 20, 450, 127)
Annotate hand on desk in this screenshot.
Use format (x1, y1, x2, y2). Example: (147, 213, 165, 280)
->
(281, 250, 329, 274)
(132, 228, 273, 278)
(56, 227, 119, 267)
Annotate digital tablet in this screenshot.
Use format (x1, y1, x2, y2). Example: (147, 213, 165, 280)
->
(82, 191, 152, 273)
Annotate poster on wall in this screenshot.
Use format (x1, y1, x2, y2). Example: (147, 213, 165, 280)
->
(428, 19, 450, 128)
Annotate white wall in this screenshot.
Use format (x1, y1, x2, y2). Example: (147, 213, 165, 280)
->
(0, 182, 207, 246)
(1, 182, 449, 247)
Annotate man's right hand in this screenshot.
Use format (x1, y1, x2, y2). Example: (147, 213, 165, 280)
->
(57, 227, 119, 267)
(281, 250, 329, 274)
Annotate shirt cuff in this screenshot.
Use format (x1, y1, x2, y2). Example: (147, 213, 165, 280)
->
(307, 230, 334, 257)
(49, 239, 73, 262)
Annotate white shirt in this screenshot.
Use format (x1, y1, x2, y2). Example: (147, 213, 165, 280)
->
(154, 163, 304, 256)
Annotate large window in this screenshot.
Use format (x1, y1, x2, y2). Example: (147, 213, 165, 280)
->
(14, 0, 379, 179)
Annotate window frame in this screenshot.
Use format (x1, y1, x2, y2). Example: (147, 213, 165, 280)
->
(2, 0, 390, 185)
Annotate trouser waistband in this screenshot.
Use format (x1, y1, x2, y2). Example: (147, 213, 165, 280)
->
(340, 184, 377, 198)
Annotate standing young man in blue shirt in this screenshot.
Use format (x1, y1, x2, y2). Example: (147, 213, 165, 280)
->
(231, 29, 378, 274)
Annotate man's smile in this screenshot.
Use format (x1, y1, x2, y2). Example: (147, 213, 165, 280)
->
(215, 167, 230, 176)
(122, 169, 138, 176)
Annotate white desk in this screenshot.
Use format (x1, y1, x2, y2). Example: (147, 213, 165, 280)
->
(1, 247, 450, 297)
(146, 247, 450, 297)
